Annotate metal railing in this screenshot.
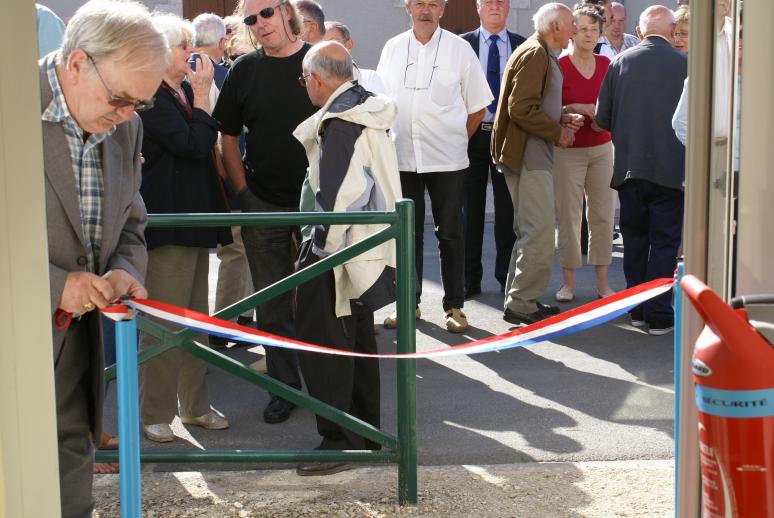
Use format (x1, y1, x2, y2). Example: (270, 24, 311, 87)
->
(95, 199, 418, 516)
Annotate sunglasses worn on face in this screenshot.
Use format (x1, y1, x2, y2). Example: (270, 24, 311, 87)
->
(87, 54, 155, 112)
(298, 73, 310, 87)
(244, 2, 283, 26)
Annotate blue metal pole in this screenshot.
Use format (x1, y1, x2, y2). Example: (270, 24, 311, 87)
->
(115, 318, 141, 518)
(673, 262, 684, 517)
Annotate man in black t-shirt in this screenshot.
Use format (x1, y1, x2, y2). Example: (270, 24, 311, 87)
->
(213, 0, 316, 424)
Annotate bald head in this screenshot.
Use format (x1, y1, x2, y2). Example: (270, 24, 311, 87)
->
(302, 40, 354, 106)
(638, 5, 675, 39)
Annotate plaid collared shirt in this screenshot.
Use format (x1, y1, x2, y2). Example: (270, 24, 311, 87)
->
(42, 54, 115, 272)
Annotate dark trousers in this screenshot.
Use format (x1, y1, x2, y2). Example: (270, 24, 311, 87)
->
(618, 179, 684, 322)
(238, 187, 301, 390)
(55, 318, 97, 518)
(464, 128, 516, 289)
(295, 249, 380, 450)
(400, 170, 465, 311)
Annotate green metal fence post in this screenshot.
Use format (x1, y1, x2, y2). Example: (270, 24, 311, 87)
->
(395, 199, 418, 505)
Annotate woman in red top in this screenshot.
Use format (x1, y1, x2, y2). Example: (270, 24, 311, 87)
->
(553, 5, 616, 302)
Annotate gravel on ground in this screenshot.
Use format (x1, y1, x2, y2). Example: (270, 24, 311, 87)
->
(93, 459, 673, 517)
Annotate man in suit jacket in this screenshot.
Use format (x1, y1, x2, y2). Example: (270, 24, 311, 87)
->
(596, 5, 687, 335)
(461, 0, 525, 299)
(190, 13, 230, 90)
(40, 1, 167, 516)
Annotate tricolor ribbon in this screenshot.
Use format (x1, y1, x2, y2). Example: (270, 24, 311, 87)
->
(101, 278, 674, 359)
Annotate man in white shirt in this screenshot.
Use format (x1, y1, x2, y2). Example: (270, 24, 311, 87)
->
(323, 20, 386, 95)
(605, 2, 641, 55)
(377, 0, 493, 333)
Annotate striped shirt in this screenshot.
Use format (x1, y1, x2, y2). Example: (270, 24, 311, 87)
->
(42, 54, 114, 272)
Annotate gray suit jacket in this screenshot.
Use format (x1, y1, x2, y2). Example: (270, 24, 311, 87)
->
(40, 62, 148, 435)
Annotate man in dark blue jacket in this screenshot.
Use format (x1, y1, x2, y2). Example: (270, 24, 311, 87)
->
(596, 5, 687, 335)
(461, 0, 525, 299)
(189, 13, 229, 88)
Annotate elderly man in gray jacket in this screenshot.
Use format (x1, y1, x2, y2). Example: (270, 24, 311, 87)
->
(40, 1, 167, 516)
(293, 41, 402, 477)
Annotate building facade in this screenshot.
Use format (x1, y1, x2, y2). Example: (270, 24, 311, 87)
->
(44, 0, 660, 68)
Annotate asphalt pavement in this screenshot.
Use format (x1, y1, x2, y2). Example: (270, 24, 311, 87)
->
(102, 210, 675, 474)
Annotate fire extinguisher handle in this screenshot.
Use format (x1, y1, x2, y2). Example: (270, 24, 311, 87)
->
(731, 294, 774, 309)
(681, 275, 762, 346)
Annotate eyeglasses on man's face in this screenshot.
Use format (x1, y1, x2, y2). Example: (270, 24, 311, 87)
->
(298, 73, 311, 87)
(244, 2, 283, 26)
(86, 53, 155, 112)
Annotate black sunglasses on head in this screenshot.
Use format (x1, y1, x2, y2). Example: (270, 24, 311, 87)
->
(243, 2, 283, 26)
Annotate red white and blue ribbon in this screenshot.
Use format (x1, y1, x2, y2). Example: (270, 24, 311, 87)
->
(102, 278, 674, 359)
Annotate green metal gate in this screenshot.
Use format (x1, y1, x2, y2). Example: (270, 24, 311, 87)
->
(96, 199, 418, 505)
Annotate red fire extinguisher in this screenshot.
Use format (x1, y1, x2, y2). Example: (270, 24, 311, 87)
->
(681, 275, 774, 518)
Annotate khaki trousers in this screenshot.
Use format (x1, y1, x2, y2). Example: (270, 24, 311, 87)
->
(139, 245, 211, 424)
(553, 142, 615, 269)
(502, 165, 555, 314)
(215, 216, 254, 317)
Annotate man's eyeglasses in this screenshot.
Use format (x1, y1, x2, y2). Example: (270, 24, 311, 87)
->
(674, 31, 689, 39)
(86, 54, 155, 112)
(244, 2, 283, 26)
(403, 30, 443, 90)
(298, 73, 311, 87)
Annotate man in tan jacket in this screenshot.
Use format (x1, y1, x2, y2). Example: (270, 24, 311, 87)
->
(491, 2, 581, 325)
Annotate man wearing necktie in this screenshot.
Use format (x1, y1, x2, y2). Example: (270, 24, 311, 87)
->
(461, 0, 525, 299)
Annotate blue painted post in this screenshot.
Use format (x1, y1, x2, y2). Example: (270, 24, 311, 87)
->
(673, 262, 684, 517)
(115, 317, 141, 518)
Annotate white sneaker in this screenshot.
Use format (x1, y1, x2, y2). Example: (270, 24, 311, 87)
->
(143, 423, 174, 443)
(555, 285, 574, 302)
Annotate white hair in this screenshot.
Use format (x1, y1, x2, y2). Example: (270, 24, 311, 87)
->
(152, 13, 194, 48)
(58, 0, 168, 73)
(303, 41, 353, 81)
(533, 2, 571, 33)
(192, 13, 226, 48)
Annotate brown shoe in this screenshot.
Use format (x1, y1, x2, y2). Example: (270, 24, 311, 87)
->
(296, 462, 355, 476)
(383, 307, 421, 329)
(444, 308, 468, 333)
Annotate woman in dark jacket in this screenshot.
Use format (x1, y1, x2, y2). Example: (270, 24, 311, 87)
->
(138, 14, 232, 443)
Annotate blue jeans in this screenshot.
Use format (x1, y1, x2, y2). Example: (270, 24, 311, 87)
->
(618, 179, 683, 322)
